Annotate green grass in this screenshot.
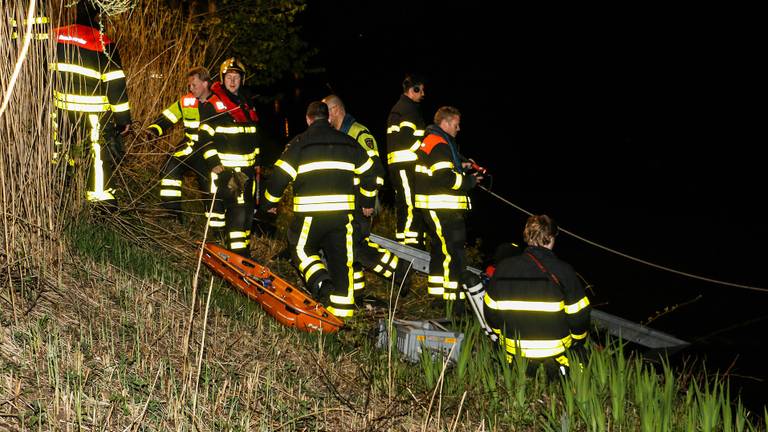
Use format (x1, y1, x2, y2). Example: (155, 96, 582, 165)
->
(2, 216, 765, 430)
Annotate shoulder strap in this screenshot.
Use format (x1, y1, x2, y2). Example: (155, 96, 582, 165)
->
(525, 252, 561, 286)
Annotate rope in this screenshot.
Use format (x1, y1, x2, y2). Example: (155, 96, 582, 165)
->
(477, 185, 768, 294)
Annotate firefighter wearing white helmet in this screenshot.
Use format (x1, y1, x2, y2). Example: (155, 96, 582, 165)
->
(197, 57, 261, 257)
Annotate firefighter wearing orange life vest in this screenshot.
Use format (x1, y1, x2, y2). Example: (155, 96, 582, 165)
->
(50, 1, 131, 206)
(413, 106, 483, 301)
(147, 67, 217, 222)
(198, 58, 261, 257)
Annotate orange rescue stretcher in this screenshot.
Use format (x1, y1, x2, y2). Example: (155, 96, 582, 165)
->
(200, 242, 344, 333)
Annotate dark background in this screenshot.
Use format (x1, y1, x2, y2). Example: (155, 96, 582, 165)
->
(266, 2, 767, 410)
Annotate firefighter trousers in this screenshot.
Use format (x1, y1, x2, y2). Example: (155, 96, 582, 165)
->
(422, 209, 467, 300)
(388, 163, 425, 248)
(351, 211, 400, 292)
(158, 142, 211, 212)
(55, 110, 121, 206)
(288, 212, 356, 318)
(208, 167, 255, 256)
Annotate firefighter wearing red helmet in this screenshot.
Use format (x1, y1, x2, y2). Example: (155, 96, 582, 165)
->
(198, 57, 261, 257)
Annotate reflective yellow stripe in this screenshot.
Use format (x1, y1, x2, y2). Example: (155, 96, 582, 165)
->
(413, 129, 425, 137)
(203, 149, 218, 159)
(183, 120, 200, 128)
(359, 187, 377, 198)
(55, 100, 109, 112)
(111, 102, 130, 113)
(173, 145, 194, 157)
(294, 202, 355, 212)
(264, 190, 282, 203)
(215, 126, 257, 134)
(376, 177, 385, 185)
(53, 91, 108, 104)
(185, 133, 199, 142)
(294, 194, 354, 204)
(148, 124, 163, 136)
(386, 125, 400, 134)
(399, 121, 416, 130)
(162, 109, 179, 123)
(564, 296, 590, 314)
(230, 241, 248, 250)
(160, 190, 182, 197)
(572, 331, 588, 340)
(200, 124, 215, 136)
(161, 179, 182, 187)
(330, 214, 355, 305)
(354, 158, 373, 174)
(51, 62, 101, 80)
(298, 161, 354, 173)
(102, 70, 126, 82)
(484, 295, 565, 312)
(500, 335, 572, 359)
(304, 262, 325, 281)
(415, 194, 469, 210)
(275, 159, 297, 179)
(387, 150, 417, 164)
(409, 140, 422, 152)
(451, 173, 463, 190)
(428, 210, 453, 297)
(431, 161, 454, 172)
(219, 150, 258, 167)
(327, 306, 354, 317)
(399, 170, 417, 240)
(229, 231, 248, 239)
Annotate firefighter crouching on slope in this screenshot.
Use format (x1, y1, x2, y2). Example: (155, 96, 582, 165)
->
(198, 58, 261, 257)
(323, 94, 413, 297)
(147, 67, 217, 223)
(414, 106, 482, 303)
(483, 215, 591, 377)
(50, 1, 132, 207)
(387, 74, 428, 248)
(261, 102, 378, 318)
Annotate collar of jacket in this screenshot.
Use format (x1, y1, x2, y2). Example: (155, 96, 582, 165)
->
(340, 113, 356, 134)
(425, 124, 462, 169)
(309, 119, 333, 131)
(399, 93, 418, 107)
(525, 245, 557, 259)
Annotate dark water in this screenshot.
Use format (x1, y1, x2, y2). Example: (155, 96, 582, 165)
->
(265, 0, 768, 412)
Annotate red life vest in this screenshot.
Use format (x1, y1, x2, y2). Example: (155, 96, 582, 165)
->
(210, 82, 259, 123)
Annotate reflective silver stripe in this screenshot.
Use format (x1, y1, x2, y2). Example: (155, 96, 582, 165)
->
(111, 102, 130, 113)
(451, 173, 463, 190)
(160, 190, 182, 197)
(53, 91, 108, 104)
(102, 70, 126, 82)
(50, 62, 102, 80)
(162, 109, 179, 123)
(183, 120, 200, 128)
(161, 179, 183, 187)
(219, 150, 258, 167)
(200, 124, 215, 136)
(360, 187, 377, 198)
(564, 297, 590, 314)
(387, 150, 417, 164)
(275, 160, 297, 179)
(173, 146, 194, 157)
(265, 190, 281, 203)
(293, 202, 355, 212)
(484, 295, 565, 312)
(55, 100, 109, 112)
(431, 161, 454, 172)
(298, 161, 354, 173)
(354, 158, 373, 174)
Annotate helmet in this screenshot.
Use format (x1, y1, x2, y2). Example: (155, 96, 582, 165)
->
(220, 57, 246, 82)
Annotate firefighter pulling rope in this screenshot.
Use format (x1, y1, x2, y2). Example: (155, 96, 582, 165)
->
(477, 185, 768, 294)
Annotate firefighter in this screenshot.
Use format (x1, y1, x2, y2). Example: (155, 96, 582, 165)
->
(9, 1, 49, 42)
(261, 101, 377, 318)
(386, 73, 427, 248)
(198, 57, 260, 257)
(323, 94, 412, 296)
(147, 67, 217, 222)
(50, 1, 131, 207)
(414, 106, 482, 301)
(483, 215, 591, 376)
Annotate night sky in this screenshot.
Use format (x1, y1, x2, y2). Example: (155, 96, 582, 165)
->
(289, 2, 766, 407)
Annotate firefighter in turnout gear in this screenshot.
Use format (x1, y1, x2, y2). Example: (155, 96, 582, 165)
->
(198, 57, 260, 256)
(148, 67, 217, 221)
(387, 74, 427, 248)
(10, 1, 49, 41)
(414, 106, 482, 301)
(323, 95, 412, 295)
(261, 101, 378, 318)
(50, 1, 131, 206)
(483, 215, 591, 375)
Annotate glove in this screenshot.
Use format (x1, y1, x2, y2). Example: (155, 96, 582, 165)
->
(226, 171, 248, 197)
